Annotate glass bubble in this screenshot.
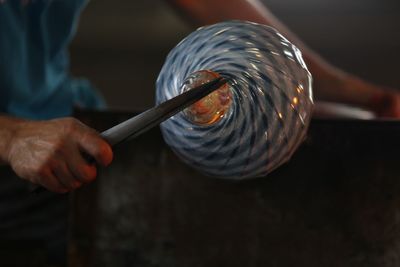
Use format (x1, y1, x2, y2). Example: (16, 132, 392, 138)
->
(156, 21, 313, 179)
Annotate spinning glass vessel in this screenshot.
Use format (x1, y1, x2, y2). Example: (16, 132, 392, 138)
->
(156, 21, 313, 179)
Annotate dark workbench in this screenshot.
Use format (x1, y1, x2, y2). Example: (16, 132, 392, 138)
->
(69, 111, 400, 267)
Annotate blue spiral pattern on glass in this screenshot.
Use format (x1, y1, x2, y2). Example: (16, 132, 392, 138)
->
(156, 21, 313, 179)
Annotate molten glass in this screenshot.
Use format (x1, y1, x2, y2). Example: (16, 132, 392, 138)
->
(181, 70, 232, 125)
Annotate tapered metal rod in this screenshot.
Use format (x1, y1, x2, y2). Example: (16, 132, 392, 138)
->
(32, 77, 228, 193)
(101, 77, 226, 146)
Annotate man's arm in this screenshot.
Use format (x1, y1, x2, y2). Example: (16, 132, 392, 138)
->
(0, 116, 21, 165)
(167, 0, 400, 117)
(0, 115, 113, 193)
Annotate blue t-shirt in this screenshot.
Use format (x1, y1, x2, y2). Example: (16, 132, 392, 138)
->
(0, 0, 105, 120)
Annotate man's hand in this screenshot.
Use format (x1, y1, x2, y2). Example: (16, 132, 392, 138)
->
(5, 117, 113, 193)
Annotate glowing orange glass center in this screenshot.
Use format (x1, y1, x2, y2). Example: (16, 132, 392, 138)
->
(182, 70, 232, 125)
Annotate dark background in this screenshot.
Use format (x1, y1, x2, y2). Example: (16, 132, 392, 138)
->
(70, 0, 400, 111)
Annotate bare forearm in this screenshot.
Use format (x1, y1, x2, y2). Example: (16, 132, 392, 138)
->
(0, 115, 25, 165)
(166, 0, 327, 71)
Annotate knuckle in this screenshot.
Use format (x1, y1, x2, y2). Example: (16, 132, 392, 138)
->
(82, 130, 101, 146)
(63, 118, 80, 134)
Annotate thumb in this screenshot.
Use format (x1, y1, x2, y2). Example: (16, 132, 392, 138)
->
(77, 129, 114, 166)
